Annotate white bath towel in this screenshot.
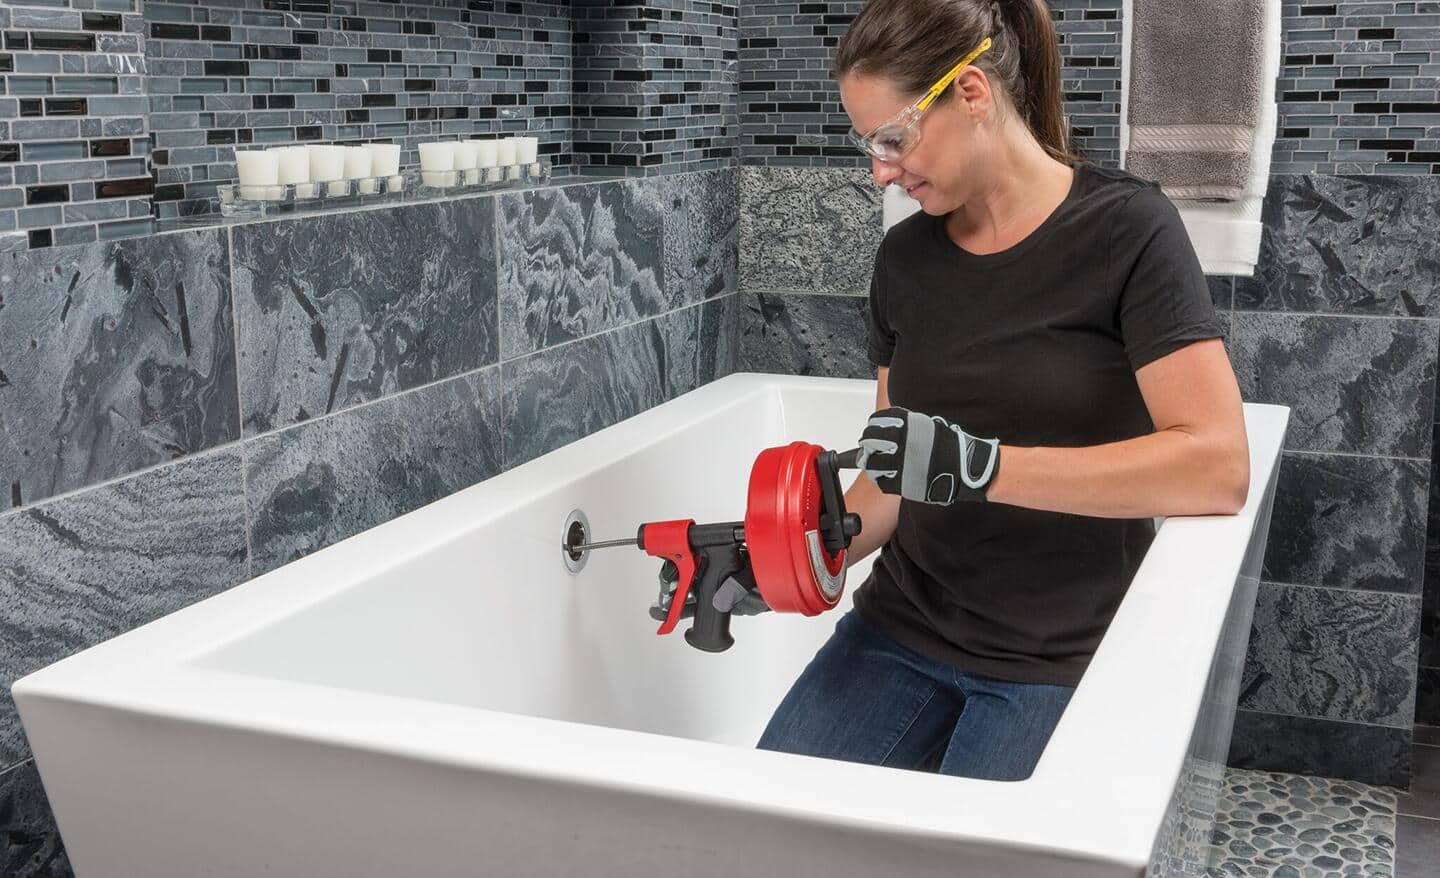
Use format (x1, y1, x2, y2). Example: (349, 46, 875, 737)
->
(1121, 0, 1281, 276)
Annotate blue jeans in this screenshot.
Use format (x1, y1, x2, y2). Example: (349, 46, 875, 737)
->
(757, 610, 1074, 780)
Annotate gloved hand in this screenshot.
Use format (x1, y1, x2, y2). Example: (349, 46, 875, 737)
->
(856, 407, 1001, 504)
(649, 559, 770, 622)
(712, 563, 770, 616)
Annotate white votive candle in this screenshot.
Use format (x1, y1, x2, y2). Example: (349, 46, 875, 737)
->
(516, 136, 539, 164)
(308, 144, 346, 182)
(270, 146, 312, 198)
(452, 141, 480, 184)
(305, 144, 347, 195)
(368, 142, 404, 193)
(344, 145, 373, 179)
(235, 149, 280, 200)
(345, 145, 377, 193)
(271, 146, 309, 184)
(496, 137, 518, 167)
(472, 139, 499, 168)
(418, 141, 456, 187)
(370, 142, 401, 176)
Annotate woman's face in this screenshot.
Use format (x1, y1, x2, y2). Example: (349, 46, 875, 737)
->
(838, 70, 990, 214)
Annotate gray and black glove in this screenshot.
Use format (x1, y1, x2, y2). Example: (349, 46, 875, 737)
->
(856, 407, 1001, 504)
(650, 559, 770, 621)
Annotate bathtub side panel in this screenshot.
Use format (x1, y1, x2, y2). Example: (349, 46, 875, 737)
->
(22, 697, 1141, 878)
(1147, 460, 1281, 877)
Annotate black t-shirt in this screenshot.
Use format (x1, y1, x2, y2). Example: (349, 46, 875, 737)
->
(853, 163, 1224, 688)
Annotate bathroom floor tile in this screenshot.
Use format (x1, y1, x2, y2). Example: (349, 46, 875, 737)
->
(1395, 815, 1440, 878)
(1397, 744, 1440, 820)
(1206, 768, 1396, 877)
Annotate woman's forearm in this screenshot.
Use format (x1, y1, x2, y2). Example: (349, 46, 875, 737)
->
(841, 471, 901, 567)
(985, 428, 1250, 519)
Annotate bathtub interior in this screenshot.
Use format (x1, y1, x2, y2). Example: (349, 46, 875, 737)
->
(195, 382, 883, 749)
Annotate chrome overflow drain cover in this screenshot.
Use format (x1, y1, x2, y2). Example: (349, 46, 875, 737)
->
(562, 509, 591, 574)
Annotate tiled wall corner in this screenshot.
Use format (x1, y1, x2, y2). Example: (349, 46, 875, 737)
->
(571, 0, 738, 176)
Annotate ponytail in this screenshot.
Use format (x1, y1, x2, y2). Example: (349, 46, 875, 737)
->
(994, 0, 1073, 162)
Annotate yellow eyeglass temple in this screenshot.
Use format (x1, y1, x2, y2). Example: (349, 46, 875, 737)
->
(916, 37, 994, 113)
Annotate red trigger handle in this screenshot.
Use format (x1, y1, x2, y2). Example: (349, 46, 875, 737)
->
(639, 520, 697, 636)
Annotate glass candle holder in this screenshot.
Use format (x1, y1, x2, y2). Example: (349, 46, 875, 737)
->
(235, 150, 281, 201)
(418, 141, 457, 187)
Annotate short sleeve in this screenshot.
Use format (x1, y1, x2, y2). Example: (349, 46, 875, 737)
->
(1110, 184, 1224, 372)
(866, 240, 896, 367)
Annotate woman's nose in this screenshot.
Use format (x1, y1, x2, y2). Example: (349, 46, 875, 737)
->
(871, 156, 903, 187)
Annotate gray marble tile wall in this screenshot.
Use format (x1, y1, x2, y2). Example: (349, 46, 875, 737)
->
(0, 167, 739, 875)
(736, 164, 881, 377)
(1225, 175, 1439, 788)
(1421, 280, 1440, 725)
(1425, 421, 1440, 723)
(571, 0, 739, 176)
(735, 167, 1440, 788)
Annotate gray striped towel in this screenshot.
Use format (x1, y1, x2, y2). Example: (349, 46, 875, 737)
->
(1125, 0, 1268, 202)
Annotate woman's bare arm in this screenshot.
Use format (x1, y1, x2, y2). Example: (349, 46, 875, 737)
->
(984, 339, 1249, 518)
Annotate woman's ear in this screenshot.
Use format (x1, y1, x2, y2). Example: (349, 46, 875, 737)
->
(953, 67, 994, 120)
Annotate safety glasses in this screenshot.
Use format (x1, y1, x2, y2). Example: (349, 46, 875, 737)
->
(847, 37, 994, 163)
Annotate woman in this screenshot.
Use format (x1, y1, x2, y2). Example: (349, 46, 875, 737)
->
(756, 0, 1249, 781)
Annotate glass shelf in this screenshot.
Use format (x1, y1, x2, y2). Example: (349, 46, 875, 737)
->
(216, 161, 552, 218)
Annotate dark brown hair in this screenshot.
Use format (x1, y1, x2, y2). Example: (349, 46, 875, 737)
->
(833, 0, 1075, 163)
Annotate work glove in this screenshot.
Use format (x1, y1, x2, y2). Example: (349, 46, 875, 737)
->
(855, 407, 1001, 504)
(713, 563, 770, 615)
(649, 558, 770, 622)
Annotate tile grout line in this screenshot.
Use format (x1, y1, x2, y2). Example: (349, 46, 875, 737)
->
(1259, 580, 1427, 601)
(0, 296, 734, 524)
(1, 172, 730, 520)
(498, 288, 735, 370)
(1237, 704, 1418, 732)
(226, 225, 255, 581)
(0, 756, 33, 779)
(740, 287, 870, 297)
(60, 169, 705, 251)
(1281, 447, 1432, 464)
(491, 193, 507, 471)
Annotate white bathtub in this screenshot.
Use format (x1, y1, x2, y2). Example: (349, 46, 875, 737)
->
(14, 373, 1287, 878)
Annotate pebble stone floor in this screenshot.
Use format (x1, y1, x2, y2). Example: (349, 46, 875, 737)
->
(1205, 725, 1439, 877)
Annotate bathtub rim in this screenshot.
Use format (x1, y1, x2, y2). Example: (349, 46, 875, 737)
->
(13, 372, 1290, 873)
